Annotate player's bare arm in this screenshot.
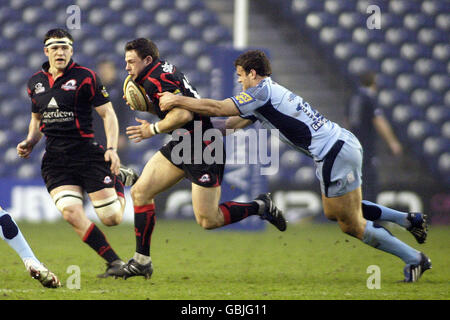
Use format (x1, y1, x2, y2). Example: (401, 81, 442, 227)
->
(211, 116, 253, 135)
(158, 92, 240, 117)
(17, 112, 43, 159)
(126, 107, 193, 143)
(95, 102, 120, 175)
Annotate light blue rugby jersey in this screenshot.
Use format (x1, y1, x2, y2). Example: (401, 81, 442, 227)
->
(230, 77, 343, 160)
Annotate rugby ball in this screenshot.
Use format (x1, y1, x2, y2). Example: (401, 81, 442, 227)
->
(123, 75, 151, 112)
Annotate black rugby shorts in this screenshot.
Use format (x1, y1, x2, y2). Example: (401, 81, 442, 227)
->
(41, 143, 115, 193)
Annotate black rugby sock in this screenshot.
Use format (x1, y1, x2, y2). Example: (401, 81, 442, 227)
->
(134, 203, 156, 256)
(83, 223, 120, 263)
(219, 201, 259, 225)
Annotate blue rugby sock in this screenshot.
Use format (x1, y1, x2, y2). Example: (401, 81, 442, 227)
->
(362, 220, 420, 265)
(362, 200, 410, 228)
(0, 210, 38, 264)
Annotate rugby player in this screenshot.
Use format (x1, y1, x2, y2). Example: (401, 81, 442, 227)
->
(17, 28, 137, 278)
(1, 205, 60, 288)
(109, 39, 286, 279)
(159, 50, 431, 282)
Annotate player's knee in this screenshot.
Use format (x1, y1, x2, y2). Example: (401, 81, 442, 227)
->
(338, 220, 364, 238)
(92, 196, 123, 226)
(195, 211, 220, 230)
(131, 184, 154, 204)
(61, 207, 84, 226)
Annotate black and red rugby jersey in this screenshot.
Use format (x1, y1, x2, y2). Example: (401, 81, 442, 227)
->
(134, 58, 213, 134)
(27, 59, 110, 152)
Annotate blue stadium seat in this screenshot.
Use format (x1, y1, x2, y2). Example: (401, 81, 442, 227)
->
(122, 9, 154, 27)
(188, 10, 218, 28)
(135, 24, 169, 41)
(381, 58, 413, 76)
(385, 28, 417, 45)
(414, 58, 446, 77)
(421, 0, 449, 16)
(22, 7, 48, 24)
(175, 0, 205, 12)
(403, 13, 435, 31)
(367, 43, 398, 60)
(8, 0, 35, 10)
(396, 73, 428, 92)
(432, 43, 449, 62)
(411, 88, 439, 108)
(334, 42, 365, 61)
(417, 28, 448, 46)
(426, 105, 450, 125)
(305, 12, 338, 30)
(429, 74, 449, 92)
(78, 0, 110, 10)
(82, 38, 115, 57)
(182, 40, 210, 57)
(70, 24, 103, 42)
(442, 122, 450, 139)
(42, 0, 76, 10)
(435, 13, 450, 31)
(155, 9, 188, 27)
(319, 27, 351, 45)
(407, 120, 439, 141)
(88, 8, 121, 26)
(352, 27, 383, 44)
(16, 38, 44, 55)
(2, 22, 35, 39)
(324, 0, 356, 14)
(400, 43, 431, 61)
(338, 12, 365, 30)
(7, 67, 32, 86)
(375, 74, 396, 90)
(389, 0, 422, 15)
(169, 24, 202, 42)
(377, 90, 409, 108)
(291, 0, 324, 15)
(108, 0, 141, 10)
(102, 24, 135, 42)
(348, 57, 380, 75)
(142, 0, 175, 11)
(0, 53, 27, 71)
(202, 25, 231, 44)
(423, 136, 449, 157)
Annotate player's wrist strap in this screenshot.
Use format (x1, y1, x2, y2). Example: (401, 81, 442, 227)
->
(150, 123, 160, 135)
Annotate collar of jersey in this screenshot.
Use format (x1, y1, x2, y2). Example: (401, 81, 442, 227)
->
(135, 58, 161, 84)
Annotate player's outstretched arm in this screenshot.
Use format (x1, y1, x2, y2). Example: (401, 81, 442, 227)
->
(158, 92, 239, 117)
(17, 112, 43, 159)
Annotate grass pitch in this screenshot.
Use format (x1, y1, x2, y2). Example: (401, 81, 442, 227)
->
(0, 220, 449, 300)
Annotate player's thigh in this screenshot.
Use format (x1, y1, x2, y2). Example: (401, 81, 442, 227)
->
(132, 151, 186, 202)
(191, 183, 221, 219)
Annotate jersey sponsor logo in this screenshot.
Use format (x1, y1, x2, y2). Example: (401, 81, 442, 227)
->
(296, 100, 328, 131)
(42, 96, 75, 123)
(34, 82, 45, 94)
(101, 86, 109, 98)
(161, 61, 174, 73)
(233, 92, 255, 106)
(61, 79, 77, 91)
(198, 174, 211, 183)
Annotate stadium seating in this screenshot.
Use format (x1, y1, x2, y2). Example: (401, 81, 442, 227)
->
(267, 0, 450, 186)
(0, 0, 232, 178)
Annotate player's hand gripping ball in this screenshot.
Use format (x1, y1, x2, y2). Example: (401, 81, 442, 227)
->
(123, 75, 151, 112)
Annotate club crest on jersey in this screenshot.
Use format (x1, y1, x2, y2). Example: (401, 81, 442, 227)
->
(103, 176, 112, 184)
(198, 174, 211, 183)
(34, 82, 45, 94)
(61, 79, 77, 91)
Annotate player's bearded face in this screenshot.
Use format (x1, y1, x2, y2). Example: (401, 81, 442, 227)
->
(45, 43, 73, 71)
(125, 50, 151, 81)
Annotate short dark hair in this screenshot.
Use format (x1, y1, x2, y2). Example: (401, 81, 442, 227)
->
(44, 28, 73, 44)
(359, 71, 376, 87)
(234, 50, 272, 77)
(125, 38, 159, 60)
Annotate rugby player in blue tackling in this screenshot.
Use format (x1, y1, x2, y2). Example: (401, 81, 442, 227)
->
(159, 50, 431, 282)
(1, 206, 60, 287)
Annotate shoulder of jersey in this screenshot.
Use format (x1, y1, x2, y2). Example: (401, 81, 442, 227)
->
(123, 75, 151, 112)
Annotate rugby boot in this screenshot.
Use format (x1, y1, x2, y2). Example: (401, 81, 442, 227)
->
(407, 212, 428, 244)
(112, 258, 153, 280)
(256, 193, 287, 231)
(403, 252, 432, 282)
(119, 165, 139, 187)
(28, 263, 61, 288)
(97, 259, 126, 278)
